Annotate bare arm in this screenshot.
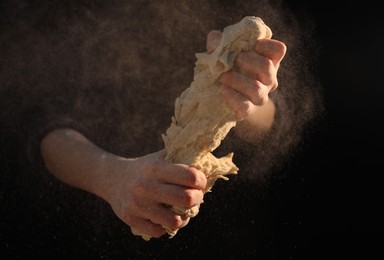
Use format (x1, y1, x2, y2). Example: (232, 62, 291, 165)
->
(40, 128, 207, 239)
(39, 32, 285, 239)
(40, 128, 120, 198)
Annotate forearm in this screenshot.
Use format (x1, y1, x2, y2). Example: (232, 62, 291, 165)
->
(40, 128, 127, 200)
(234, 98, 276, 143)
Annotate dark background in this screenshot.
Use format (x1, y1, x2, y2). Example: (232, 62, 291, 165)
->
(1, 1, 384, 259)
(276, 0, 384, 259)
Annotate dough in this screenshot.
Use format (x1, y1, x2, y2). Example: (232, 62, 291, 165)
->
(134, 16, 272, 240)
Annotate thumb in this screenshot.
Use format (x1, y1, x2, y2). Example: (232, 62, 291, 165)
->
(206, 30, 222, 54)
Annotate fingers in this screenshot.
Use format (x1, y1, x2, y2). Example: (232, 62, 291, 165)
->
(129, 216, 167, 239)
(206, 30, 222, 53)
(220, 71, 269, 106)
(219, 39, 286, 113)
(148, 182, 204, 209)
(124, 151, 206, 239)
(165, 165, 207, 190)
(255, 38, 287, 67)
(220, 84, 256, 120)
(234, 51, 278, 90)
(127, 196, 194, 239)
(234, 38, 286, 87)
(147, 157, 207, 190)
(133, 171, 204, 215)
(130, 200, 191, 232)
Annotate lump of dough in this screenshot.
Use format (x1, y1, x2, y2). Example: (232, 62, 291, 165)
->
(133, 16, 272, 240)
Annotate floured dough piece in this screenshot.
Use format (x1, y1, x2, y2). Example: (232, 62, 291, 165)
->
(133, 16, 272, 241)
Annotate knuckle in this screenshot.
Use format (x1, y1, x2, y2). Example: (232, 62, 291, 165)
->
(131, 181, 147, 197)
(245, 104, 254, 115)
(260, 56, 274, 71)
(235, 52, 252, 70)
(187, 168, 199, 183)
(183, 190, 195, 206)
(168, 215, 183, 230)
(249, 81, 270, 106)
(238, 101, 253, 115)
(127, 199, 140, 214)
(187, 167, 206, 188)
(259, 59, 275, 83)
(139, 163, 156, 180)
(275, 40, 287, 57)
(260, 95, 269, 106)
(218, 71, 231, 83)
(250, 82, 263, 105)
(121, 209, 134, 226)
(151, 229, 166, 238)
(145, 225, 166, 239)
(235, 52, 246, 64)
(271, 80, 278, 91)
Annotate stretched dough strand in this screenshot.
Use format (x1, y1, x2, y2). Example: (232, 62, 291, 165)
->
(133, 16, 272, 240)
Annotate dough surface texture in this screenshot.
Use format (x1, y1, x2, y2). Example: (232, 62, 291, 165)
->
(134, 16, 272, 240)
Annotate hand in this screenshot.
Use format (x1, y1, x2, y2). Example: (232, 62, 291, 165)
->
(207, 30, 287, 121)
(104, 150, 207, 239)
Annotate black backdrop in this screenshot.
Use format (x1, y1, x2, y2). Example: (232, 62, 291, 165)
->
(1, 1, 384, 259)
(280, 0, 384, 258)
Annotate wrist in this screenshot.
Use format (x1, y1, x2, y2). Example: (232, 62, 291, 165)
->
(234, 99, 275, 142)
(91, 154, 133, 203)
